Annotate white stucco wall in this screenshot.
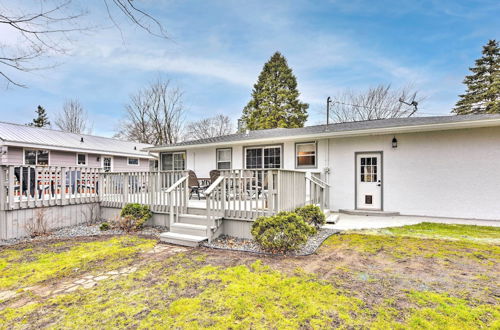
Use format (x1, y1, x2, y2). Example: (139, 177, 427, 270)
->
(328, 126, 500, 220)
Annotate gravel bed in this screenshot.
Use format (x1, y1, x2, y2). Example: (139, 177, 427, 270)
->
(0, 222, 167, 247)
(203, 227, 340, 256)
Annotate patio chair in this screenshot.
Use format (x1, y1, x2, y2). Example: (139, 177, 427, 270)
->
(209, 170, 220, 184)
(188, 170, 209, 200)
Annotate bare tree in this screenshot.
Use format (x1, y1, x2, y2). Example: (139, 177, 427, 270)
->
(55, 99, 93, 134)
(329, 84, 422, 123)
(117, 78, 184, 145)
(0, 0, 167, 87)
(184, 114, 234, 141)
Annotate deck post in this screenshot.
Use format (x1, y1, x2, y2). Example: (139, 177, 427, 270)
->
(0, 166, 6, 211)
(123, 173, 129, 207)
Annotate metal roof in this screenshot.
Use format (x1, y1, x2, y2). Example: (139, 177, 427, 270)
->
(0, 121, 154, 158)
(146, 114, 500, 151)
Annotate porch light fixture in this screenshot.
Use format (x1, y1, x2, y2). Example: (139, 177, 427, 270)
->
(392, 136, 398, 148)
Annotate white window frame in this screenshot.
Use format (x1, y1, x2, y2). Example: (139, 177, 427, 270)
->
(76, 153, 87, 166)
(295, 141, 317, 169)
(244, 145, 282, 169)
(102, 156, 113, 172)
(127, 157, 140, 166)
(160, 151, 186, 171)
(216, 148, 232, 170)
(23, 148, 50, 166)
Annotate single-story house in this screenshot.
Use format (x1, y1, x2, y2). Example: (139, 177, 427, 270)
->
(146, 114, 500, 222)
(0, 121, 155, 172)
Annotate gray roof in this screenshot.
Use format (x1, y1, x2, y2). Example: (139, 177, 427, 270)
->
(0, 121, 153, 158)
(147, 114, 500, 150)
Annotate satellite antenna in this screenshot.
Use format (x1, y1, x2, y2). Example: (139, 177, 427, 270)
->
(399, 97, 418, 116)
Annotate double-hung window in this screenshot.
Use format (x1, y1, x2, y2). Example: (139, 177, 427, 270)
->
(295, 142, 317, 168)
(24, 149, 49, 166)
(160, 152, 186, 171)
(216, 148, 232, 170)
(245, 146, 281, 169)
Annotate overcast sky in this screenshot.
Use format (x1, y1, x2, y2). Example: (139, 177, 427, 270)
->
(0, 0, 499, 137)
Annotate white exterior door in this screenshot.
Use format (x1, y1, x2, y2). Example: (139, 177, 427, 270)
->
(356, 153, 382, 210)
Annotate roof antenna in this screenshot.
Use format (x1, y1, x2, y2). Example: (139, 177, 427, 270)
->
(325, 96, 332, 130)
(399, 97, 418, 116)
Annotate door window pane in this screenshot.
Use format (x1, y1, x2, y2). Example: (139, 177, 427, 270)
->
(360, 157, 378, 183)
(161, 153, 173, 171)
(103, 157, 112, 172)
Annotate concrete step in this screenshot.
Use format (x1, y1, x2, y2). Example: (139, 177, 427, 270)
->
(160, 232, 208, 247)
(339, 209, 400, 217)
(326, 214, 339, 224)
(323, 208, 331, 218)
(171, 222, 208, 236)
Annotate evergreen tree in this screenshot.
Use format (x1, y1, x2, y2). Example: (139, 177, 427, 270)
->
(29, 105, 51, 127)
(453, 40, 500, 115)
(240, 52, 308, 130)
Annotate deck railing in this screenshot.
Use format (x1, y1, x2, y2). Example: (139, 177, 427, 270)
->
(306, 173, 330, 209)
(0, 165, 101, 211)
(100, 170, 187, 211)
(166, 174, 189, 226)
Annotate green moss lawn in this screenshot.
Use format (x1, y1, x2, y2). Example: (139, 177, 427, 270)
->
(0, 223, 499, 329)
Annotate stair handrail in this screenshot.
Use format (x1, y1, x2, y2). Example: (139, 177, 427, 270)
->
(305, 174, 329, 209)
(166, 174, 189, 227)
(205, 175, 225, 242)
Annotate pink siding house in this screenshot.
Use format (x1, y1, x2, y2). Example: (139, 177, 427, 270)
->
(0, 122, 155, 172)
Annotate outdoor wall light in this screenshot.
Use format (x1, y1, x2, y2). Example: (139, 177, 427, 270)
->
(392, 136, 398, 148)
(96, 156, 100, 162)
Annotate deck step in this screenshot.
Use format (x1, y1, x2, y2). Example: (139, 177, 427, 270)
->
(186, 207, 207, 216)
(326, 214, 339, 224)
(171, 222, 208, 236)
(160, 232, 208, 247)
(178, 213, 222, 226)
(339, 209, 400, 217)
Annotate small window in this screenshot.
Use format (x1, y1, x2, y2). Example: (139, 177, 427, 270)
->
(24, 149, 49, 166)
(77, 153, 87, 165)
(296, 142, 316, 168)
(128, 158, 140, 166)
(216, 148, 232, 170)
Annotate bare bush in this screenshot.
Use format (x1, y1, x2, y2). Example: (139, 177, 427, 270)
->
(24, 208, 50, 237)
(82, 203, 101, 225)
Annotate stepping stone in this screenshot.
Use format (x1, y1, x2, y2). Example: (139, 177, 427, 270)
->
(94, 275, 108, 281)
(82, 282, 97, 289)
(0, 291, 17, 301)
(65, 286, 79, 293)
(74, 279, 86, 284)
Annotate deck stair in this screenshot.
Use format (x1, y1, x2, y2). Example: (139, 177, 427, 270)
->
(160, 207, 222, 247)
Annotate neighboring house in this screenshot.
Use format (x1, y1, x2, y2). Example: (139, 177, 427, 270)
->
(0, 121, 155, 172)
(146, 114, 500, 221)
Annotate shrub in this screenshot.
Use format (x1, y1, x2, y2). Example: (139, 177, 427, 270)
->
(24, 208, 50, 238)
(119, 203, 152, 231)
(251, 212, 316, 253)
(99, 222, 110, 231)
(295, 205, 326, 229)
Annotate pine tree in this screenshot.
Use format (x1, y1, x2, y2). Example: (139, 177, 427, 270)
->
(29, 105, 51, 127)
(453, 40, 500, 115)
(240, 52, 309, 130)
